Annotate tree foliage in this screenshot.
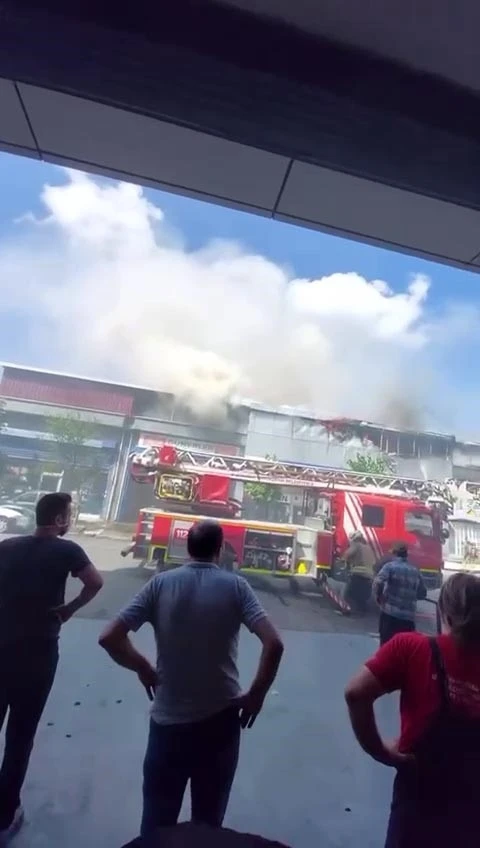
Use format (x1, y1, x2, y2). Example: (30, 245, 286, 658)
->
(0, 400, 14, 492)
(244, 481, 282, 503)
(45, 412, 97, 470)
(0, 451, 9, 490)
(347, 452, 394, 475)
(0, 398, 6, 432)
(244, 454, 282, 503)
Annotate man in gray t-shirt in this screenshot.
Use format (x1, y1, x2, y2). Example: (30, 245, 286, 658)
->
(99, 520, 284, 839)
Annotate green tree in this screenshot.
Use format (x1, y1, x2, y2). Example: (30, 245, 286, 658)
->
(244, 454, 284, 519)
(0, 450, 10, 495)
(244, 480, 283, 522)
(46, 412, 97, 468)
(244, 453, 282, 504)
(45, 412, 100, 493)
(0, 400, 14, 494)
(347, 452, 394, 475)
(244, 481, 282, 504)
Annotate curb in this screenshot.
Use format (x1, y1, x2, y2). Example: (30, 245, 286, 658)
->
(71, 528, 132, 541)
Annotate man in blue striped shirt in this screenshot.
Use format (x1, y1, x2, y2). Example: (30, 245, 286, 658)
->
(373, 542, 427, 645)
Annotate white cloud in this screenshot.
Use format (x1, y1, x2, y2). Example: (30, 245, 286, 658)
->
(0, 168, 463, 425)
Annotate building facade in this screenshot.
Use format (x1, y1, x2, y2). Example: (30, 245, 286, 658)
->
(246, 407, 455, 480)
(0, 365, 248, 522)
(1, 363, 479, 524)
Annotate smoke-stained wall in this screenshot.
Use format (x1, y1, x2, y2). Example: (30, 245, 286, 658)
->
(246, 412, 356, 467)
(116, 399, 249, 521)
(246, 410, 455, 479)
(452, 444, 480, 482)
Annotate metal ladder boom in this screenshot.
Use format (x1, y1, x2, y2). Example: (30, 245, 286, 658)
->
(131, 443, 440, 494)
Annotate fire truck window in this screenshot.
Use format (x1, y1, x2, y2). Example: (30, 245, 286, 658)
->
(361, 505, 385, 528)
(244, 530, 294, 572)
(405, 511, 434, 537)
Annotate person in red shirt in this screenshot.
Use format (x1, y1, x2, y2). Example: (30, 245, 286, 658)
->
(345, 571, 480, 848)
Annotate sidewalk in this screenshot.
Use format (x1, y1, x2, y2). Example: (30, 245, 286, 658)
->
(12, 620, 394, 848)
(71, 522, 134, 541)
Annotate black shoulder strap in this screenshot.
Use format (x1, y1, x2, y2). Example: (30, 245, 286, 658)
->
(429, 638, 450, 709)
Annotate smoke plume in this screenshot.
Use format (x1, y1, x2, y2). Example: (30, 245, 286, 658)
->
(0, 168, 457, 424)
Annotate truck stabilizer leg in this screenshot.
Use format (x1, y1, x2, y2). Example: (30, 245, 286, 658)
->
(318, 574, 352, 615)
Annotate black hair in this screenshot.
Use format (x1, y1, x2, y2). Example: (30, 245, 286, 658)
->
(392, 541, 408, 559)
(439, 572, 480, 646)
(36, 492, 72, 527)
(187, 520, 223, 561)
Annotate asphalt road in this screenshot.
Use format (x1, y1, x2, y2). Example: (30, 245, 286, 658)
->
(66, 536, 439, 637)
(2, 534, 440, 847)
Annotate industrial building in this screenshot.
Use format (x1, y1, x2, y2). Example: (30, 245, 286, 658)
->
(0, 363, 248, 521)
(1, 362, 479, 523)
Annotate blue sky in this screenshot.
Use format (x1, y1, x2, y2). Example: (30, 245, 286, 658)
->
(2, 151, 476, 300)
(0, 151, 478, 436)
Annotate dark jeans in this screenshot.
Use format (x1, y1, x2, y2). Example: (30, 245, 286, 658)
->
(141, 707, 240, 837)
(0, 648, 58, 828)
(379, 612, 415, 646)
(345, 573, 372, 613)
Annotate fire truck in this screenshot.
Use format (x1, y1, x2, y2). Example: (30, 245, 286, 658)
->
(127, 444, 445, 595)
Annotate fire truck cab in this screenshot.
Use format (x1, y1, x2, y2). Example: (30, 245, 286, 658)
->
(319, 489, 444, 588)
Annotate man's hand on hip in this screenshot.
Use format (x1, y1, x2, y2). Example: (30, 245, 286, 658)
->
(51, 603, 74, 624)
(137, 662, 158, 701)
(234, 688, 265, 728)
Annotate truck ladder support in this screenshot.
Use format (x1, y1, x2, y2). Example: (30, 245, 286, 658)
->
(316, 573, 352, 615)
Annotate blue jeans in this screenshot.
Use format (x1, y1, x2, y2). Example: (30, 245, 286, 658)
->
(141, 707, 240, 837)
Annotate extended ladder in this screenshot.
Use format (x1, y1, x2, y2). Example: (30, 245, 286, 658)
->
(130, 442, 451, 499)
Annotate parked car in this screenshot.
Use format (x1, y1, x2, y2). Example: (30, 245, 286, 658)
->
(2, 490, 41, 510)
(0, 504, 34, 534)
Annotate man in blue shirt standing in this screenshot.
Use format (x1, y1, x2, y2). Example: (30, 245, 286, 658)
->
(100, 519, 284, 839)
(373, 542, 427, 645)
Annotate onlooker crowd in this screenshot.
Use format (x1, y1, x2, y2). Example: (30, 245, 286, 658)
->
(1, 503, 479, 848)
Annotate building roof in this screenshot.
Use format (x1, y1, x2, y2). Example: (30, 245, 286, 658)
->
(0, 361, 170, 397)
(248, 401, 455, 441)
(2, 361, 477, 446)
(0, 362, 250, 423)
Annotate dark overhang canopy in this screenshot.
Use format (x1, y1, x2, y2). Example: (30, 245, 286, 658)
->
(1, 0, 480, 270)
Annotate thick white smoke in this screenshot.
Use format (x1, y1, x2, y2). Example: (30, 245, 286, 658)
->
(0, 168, 448, 423)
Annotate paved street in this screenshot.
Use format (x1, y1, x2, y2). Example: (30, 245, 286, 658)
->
(3, 537, 439, 847)
(65, 537, 439, 637)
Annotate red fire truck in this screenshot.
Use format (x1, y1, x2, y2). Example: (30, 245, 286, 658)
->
(132, 509, 333, 577)
(128, 444, 444, 590)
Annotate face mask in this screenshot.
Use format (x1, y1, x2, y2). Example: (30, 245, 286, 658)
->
(55, 514, 70, 537)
